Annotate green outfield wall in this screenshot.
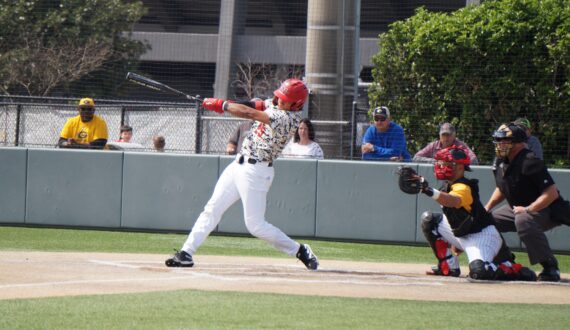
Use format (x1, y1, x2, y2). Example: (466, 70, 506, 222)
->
(1, 147, 569, 251)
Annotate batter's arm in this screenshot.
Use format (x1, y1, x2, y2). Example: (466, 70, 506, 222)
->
(224, 103, 270, 125)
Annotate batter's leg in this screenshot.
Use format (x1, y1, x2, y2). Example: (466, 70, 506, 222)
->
(237, 164, 300, 256)
(460, 226, 502, 263)
(182, 162, 241, 254)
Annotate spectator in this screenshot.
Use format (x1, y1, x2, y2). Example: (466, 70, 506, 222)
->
(226, 121, 252, 155)
(58, 98, 108, 149)
(282, 118, 324, 159)
(117, 125, 133, 143)
(514, 117, 543, 159)
(153, 135, 166, 152)
(361, 106, 411, 161)
(413, 123, 479, 165)
(485, 123, 567, 282)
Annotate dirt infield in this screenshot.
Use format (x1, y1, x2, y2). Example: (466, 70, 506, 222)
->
(1, 251, 569, 304)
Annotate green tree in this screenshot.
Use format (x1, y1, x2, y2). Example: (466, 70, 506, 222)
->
(0, 0, 148, 96)
(369, 0, 569, 165)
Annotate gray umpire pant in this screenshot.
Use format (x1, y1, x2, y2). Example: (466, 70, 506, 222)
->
(492, 204, 560, 265)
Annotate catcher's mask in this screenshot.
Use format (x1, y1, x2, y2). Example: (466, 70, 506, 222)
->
(272, 78, 308, 111)
(492, 123, 527, 158)
(434, 146, 471, 180)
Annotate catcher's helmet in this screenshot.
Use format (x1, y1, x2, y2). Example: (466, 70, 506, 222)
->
(492, 123, 527, 158)
(273, 79, 308, 111)
(434, 146, 471, 180)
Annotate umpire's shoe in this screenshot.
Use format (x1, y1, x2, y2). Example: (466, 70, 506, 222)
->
(538, 259, 560, 282)
(297, 244, 319, 270)
(165, 250, 194, 267)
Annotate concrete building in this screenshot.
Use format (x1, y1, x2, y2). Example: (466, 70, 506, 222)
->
(128, 0, 470, 157)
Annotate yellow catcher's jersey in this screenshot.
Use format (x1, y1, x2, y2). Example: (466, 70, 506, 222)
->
(448, 182, 473, 212)
(60, 115, 109, 144)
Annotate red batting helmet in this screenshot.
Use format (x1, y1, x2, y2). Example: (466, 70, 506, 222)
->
(434, 145, 472, 180)
(273, 79, 308, 111)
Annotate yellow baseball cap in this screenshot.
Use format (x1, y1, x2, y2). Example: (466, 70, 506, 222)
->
(78, 98, 95, 108)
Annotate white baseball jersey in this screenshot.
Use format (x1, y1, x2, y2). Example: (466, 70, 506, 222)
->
(240, 105, 301, 162)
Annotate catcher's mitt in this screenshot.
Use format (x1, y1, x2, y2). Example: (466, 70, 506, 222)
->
(397, 166, 425, 195)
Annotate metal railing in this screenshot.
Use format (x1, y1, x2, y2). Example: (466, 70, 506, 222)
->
(0, 95, 358, 159)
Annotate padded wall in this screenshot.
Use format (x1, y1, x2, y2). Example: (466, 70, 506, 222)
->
(121, 153, 220, 231)
(316, 160, 417, 241)
(26, 149, 123, 227)
(2, 146, 570, 253)
(0, 147, 27, 223)
(544, 169, 570, 251)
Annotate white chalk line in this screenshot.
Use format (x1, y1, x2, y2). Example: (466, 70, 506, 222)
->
(0, 259, 446, 290)
(88, 259, 445, 287)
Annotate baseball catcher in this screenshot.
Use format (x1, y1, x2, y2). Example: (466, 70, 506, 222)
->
(398, 146, 536, 281)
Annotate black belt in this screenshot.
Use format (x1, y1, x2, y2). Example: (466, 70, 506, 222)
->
(238, 155, 272, 167)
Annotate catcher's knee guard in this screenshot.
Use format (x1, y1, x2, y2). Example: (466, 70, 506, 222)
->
(468, 259, 496, 280)
(421, 211, 443, 236)
(421, 211, 444, 251)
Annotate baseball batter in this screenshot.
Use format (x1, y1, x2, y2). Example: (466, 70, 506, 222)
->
(166, 79, 319, 270)
(410, 146, 535, 281)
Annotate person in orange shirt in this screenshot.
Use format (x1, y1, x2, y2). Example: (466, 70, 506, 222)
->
(58, 98, 108, 149)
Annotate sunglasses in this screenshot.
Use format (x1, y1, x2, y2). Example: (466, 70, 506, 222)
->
(374, 116, 387, 122)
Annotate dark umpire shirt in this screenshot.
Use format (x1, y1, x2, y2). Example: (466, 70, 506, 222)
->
(492, 148, 555, 207)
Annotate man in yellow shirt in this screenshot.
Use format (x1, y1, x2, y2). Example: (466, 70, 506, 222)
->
(58, 98, 108, 149)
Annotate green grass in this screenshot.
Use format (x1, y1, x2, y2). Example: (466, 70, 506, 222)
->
(0, 290, 569, 330)
(0, 290, 570, 329)
(1, 226, 569, 329)
(1, 226, 569, 272)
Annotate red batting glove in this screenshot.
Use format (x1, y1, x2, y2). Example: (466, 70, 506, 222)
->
(250, 99, 266, 111)
(202, 98, 225, 114)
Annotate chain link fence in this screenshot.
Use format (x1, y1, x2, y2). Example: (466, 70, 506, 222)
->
(0, 95, 355, 158)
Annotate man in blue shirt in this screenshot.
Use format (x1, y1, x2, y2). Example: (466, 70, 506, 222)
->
(361, 106, 411, 161)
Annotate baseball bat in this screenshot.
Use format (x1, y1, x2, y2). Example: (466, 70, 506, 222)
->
(125, 72, 203, 102)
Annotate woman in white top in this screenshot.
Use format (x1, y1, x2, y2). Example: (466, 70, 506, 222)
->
(282, 118, 324, 159)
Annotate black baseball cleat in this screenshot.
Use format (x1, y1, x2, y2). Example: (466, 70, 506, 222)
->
(165, 250, 194, 267)
(538, 267, 560, 282)
(426, 265, 461, 277)
(297, 244, 319, 270)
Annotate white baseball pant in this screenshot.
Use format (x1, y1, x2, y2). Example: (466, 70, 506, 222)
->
(182, 156, 300, 256)
(437, 215, 502, 263)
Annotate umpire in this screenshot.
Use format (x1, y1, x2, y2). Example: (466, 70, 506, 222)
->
(485, 123, 563, 282)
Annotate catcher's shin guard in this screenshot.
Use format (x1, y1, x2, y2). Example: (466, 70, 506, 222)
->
(422, 211, 459, 276)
